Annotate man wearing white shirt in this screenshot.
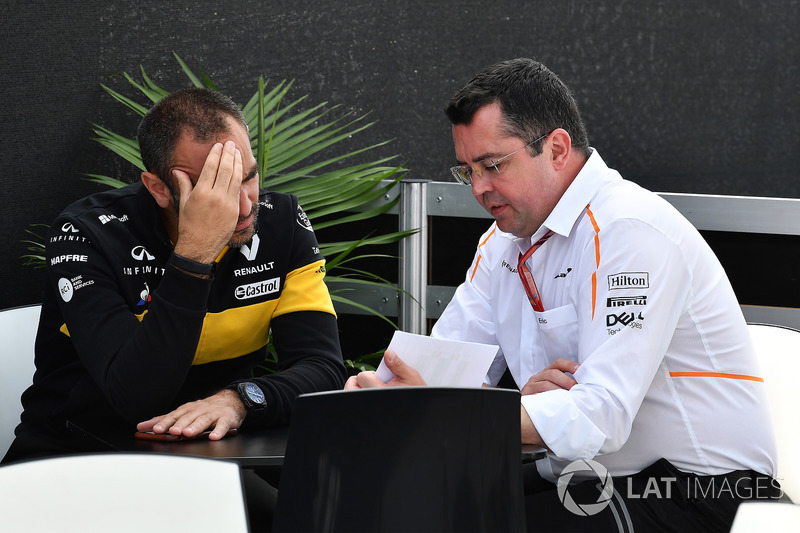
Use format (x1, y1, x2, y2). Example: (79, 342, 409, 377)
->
(346, 58, 781, 530)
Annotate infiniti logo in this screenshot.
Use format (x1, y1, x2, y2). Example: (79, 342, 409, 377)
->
(61, 222, 79, 233)
(131, 245, 155, 261)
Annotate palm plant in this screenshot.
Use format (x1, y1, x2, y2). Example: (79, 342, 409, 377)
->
(23, 53, 412, 371)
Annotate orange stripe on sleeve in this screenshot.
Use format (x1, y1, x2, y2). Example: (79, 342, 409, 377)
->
(470, 255, 482, 283)
(669, 372, 764, 383)
(469, 226, 496, 283)
(585, 205, 601, 320)
(479, 227, 496, 247)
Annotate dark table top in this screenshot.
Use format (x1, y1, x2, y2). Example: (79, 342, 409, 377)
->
(68, 420, 546, 468)
(132, 427, 290, 467)
(67, 420, 290, 467)
(134, 427, 289, 467)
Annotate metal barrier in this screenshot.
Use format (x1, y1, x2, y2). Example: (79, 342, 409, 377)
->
(333, 179, 800, 332)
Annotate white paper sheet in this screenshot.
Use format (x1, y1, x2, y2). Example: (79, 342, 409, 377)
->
(375, 330, 499, 387)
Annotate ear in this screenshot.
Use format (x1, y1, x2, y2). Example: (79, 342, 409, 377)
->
(141, 171, 173, 209)
(548, 129, 572, 171)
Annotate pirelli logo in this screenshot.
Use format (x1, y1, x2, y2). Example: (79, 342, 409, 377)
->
(608, 272, 649, 290)
(607, 296, 647, 307)
(235, 278, 280, 300)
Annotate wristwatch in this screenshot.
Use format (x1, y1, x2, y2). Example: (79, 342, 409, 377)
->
(235, 382, 267, 410)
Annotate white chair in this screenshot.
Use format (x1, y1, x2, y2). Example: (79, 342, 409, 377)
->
(0, 304, 41, 458)
(730, 501, 800, 532)
(747, 323, 800, 502)
(0, 453, 249, 532)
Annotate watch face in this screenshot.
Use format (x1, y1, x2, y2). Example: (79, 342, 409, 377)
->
(244, 382, 266, 404)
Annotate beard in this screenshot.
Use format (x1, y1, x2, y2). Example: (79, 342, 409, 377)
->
(227, 202, 260, 248)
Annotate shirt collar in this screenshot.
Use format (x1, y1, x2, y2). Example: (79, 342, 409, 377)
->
(538, 148, 608, 239)
(497, 148, 611, 251)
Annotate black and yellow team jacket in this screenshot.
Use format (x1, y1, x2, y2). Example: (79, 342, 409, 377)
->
(7, 182, 346, 460)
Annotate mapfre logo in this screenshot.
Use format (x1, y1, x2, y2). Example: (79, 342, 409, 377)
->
(235, 277, 280, 300)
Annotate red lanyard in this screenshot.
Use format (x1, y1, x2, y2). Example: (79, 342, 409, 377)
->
(517, 230, 555, 312)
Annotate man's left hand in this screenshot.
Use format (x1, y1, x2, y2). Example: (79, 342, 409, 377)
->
(137, 389, 247, 440)
(520, 357, 580, 395)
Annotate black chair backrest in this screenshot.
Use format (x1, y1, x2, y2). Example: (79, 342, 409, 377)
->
(273, 387, 525, 532)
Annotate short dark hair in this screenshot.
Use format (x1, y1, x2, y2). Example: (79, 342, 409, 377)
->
(444, 58, 590, 158)
(137, 88, 248, 187)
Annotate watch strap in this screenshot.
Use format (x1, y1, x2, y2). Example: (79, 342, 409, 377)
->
(169, 252, 215, 276)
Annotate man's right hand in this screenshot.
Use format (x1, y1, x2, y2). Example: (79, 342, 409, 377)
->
(520, 357, 580, 395)
(137, 389, 247, 441)
(172, 141, 243, 263)
(344, 349, 427, 389)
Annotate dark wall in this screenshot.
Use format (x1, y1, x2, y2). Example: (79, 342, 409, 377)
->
(3, 0, 799, 313)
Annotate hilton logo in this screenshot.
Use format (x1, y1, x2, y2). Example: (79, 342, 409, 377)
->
(608, 272, 649, 290)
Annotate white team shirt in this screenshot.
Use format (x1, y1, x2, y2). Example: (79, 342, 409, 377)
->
(432, 150, 777, 479)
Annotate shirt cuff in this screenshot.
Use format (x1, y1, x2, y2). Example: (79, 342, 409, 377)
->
(521, 389, 606, 461)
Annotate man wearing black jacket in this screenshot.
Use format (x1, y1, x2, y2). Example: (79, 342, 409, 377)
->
(3, 88, 346, 463)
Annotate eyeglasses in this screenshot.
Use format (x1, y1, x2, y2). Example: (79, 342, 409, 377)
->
(449, 131, 552, 186)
